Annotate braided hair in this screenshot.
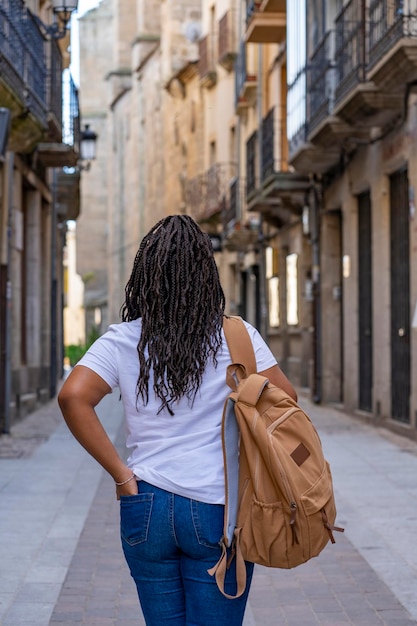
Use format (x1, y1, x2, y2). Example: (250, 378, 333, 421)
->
(121, 215, 226, 415)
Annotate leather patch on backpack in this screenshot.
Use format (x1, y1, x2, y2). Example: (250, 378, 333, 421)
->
(291, 443, 310, 466)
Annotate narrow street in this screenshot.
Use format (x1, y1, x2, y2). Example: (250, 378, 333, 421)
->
(0, 391, 416, 625)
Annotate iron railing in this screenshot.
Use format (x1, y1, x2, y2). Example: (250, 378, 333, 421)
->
(334, 0, 367, 104)
(308, 30, 336, 133)
(0, 0, 25, 103)
(235, 41, 257, 107)
(185, 162, 237, 222)
(287, 67, 308, 157)
(0, 0, 47, 126)
(246, 131, 257, 197)
(218, 10, 237, 64)
(262, 106, 287, 180)
(222, 177, 250, 230)
(368, 0, 417, 69)
(24, 8, 47, 124)
(198, 34, 217, 78)
(235, 41, 247, 106)
(62, 71, 80, 151)
(47, 38, 63, 129)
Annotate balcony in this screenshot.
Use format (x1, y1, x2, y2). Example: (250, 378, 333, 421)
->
(333, 0, 401, 129)
(307, 30, 352, 157)
(287, 67, 339, 174)
(247, 107, 310, 227)
(56, 169, 80, 220)
(367, 0, 417, 94)
(44, 39, 63, 143)
(288, 1, 417, 175)
(245, 0, 286, 44)
(218, 10, 237, 71)
(198, 34, 217, 88)
(185, 162, 237, 224)
(38, 71, 80, 167)
(222, 177, 260, 252)
(0, 2, 47, 152)
(235, 42, 257, 112)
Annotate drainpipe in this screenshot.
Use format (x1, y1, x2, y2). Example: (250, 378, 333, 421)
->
(50, 168, 57, 398)
(311, 178, 322, 403)
(1, 151, 14, 433)
(257, 44, 268, 338)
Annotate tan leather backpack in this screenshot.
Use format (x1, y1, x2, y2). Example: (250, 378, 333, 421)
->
(208, 316, 344, 599)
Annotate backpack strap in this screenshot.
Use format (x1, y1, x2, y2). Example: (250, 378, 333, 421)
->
(207, 316, 258, 600)
(223, 316, 257, 378)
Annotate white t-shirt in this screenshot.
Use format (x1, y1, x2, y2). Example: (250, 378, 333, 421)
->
(77, 318, 277, 504)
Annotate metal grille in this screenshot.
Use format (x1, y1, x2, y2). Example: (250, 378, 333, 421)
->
(62, 71, 80, 150)
(24, 8, 46, 123)
(0, 0, 47, 127)
(235, 40, 248, 106)
(335, 0, 367, 104)
(390, 168, 411, 423)
(308, 30, 336, 133)
(358, 190, 373, 412)
(0, 0, 26, 104)
(368, 0, 417, 69)
(48, 39, 63, 128)
(246, 131, 257, 197)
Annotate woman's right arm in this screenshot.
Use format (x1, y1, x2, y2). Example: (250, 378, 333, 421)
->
(258, 364, 298, 402)
(58, 365, 138, 498)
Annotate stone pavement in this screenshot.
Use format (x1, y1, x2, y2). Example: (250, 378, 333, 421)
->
(0, 388, 417, 626)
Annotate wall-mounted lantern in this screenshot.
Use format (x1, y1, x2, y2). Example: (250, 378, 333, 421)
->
(79, 124, 98, 171)
(34, 0, 79, 40)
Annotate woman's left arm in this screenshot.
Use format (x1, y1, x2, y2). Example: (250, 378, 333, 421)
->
(58, 365, 138, 498)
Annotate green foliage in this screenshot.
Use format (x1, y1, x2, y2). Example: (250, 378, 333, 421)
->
(65, 326, 101, 367)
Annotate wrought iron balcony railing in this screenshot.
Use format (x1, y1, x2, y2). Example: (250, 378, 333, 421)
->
(218, 10, 237, 71)
(235, 41, 257, 109)
(62, 71, 80, 152)
(287, 66, 308, 158)
(246, 130, 257, 198)
(262, 106, 287, 180)
(222, 176, 249, 231)
(185, 162, 237, 222)
(198, 34, 217, 86)
(47, 38, 63, 134)
(368, 0, 417, 68)
(308, 30, 336, 133)
(0, 0, 47, 127)
(334, 0, 367, 104)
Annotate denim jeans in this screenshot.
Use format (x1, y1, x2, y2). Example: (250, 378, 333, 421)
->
(120, 480, 254, 626)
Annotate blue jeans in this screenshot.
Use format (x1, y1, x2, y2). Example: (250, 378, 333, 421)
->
(120, 480, 254, 626)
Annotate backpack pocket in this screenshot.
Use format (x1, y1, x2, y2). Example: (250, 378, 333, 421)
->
(300, 462, 337, 556)
(239, 496, 288, 567)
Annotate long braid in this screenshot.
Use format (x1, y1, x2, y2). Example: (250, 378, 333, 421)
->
(120, 215, 226, 415)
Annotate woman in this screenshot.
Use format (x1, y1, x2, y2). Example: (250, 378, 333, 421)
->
(58, 215, 297, 626)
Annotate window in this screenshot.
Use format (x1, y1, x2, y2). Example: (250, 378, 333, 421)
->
(286, 253, 299, 325)
(266, 247, 279, 328)
(287, 0, 307, 142)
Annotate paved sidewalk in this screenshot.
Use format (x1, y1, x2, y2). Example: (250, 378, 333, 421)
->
(1, 390, 417, 625)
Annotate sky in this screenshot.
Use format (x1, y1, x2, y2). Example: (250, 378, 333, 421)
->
(70, 0, 102, 86)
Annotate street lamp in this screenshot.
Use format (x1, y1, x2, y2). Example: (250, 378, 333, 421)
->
(34, 0, 79, 40)
(79, 124, 98, 171)
(0, 108, 11, 160)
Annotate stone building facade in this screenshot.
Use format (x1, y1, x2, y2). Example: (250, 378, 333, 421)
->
(0, 0, 80, 431)
(77, 0, 417, 438)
